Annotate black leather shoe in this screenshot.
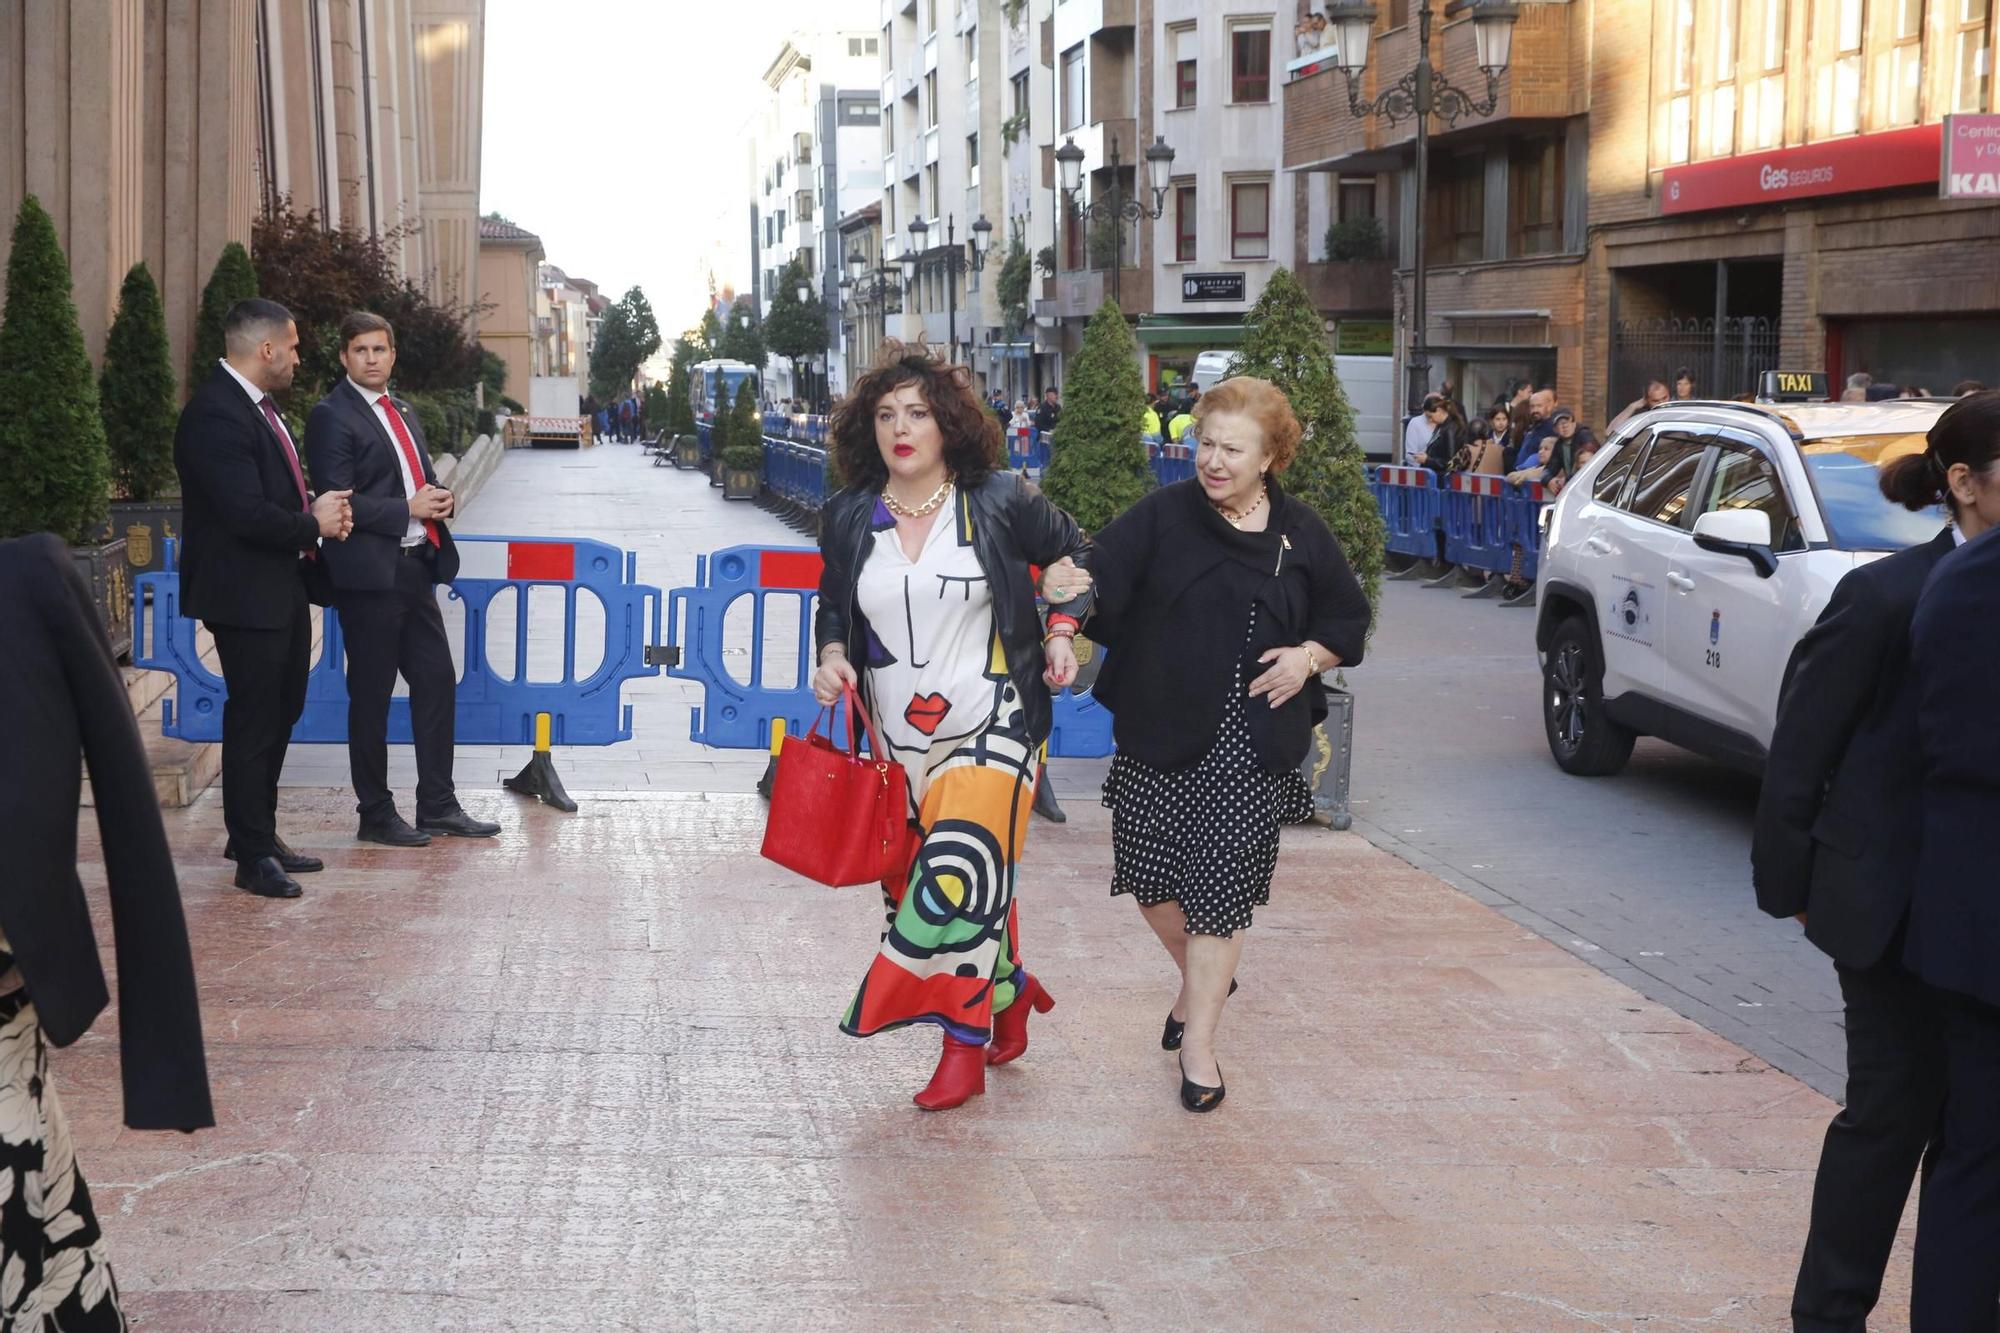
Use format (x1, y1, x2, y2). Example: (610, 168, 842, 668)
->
(1179, 1054, 1226, 1113)
(224, 837, 323, 874)
(415, 808, 501, 839)
(233, 856, 302, 899)
(357, 813, 432, 847)
(1162, 979, 1238, 1052)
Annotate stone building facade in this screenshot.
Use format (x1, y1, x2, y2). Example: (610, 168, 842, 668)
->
(0, 0, 485, 376)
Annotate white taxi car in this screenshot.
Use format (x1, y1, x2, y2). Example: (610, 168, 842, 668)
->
(1535, 383, 1948, 776)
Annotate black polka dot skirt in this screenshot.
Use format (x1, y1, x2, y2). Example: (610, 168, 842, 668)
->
(1102, 610, 1314, 937)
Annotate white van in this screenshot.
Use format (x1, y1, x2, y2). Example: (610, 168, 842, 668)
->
(1188, 349, 1395, 460)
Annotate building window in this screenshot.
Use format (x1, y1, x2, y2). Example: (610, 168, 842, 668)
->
(925, 163, 939, 217)
(1171, 23, 1197, 108)
(1338, 177, 1376, 222)
(1175, 181, 1197, 261)
(1701, 0, 1739, 158)
(867, 36, 879, 54)
(1811, 0, 1865, 136)
(966, 132, 980, 187)
(1508, 136, 1563, 256)
(1424, 151, 1485, 264)
(925, 70, 939, 128)
(1230, 179, 1270, 259)
(1231, 26, 1272, 103)
(1061, 44, 1085, 130)
(1011, 70, 1030, 120)
(1955, 0, 1994, 110)
(1666, 0, 1696, 163)
(1743, 0, 1788, 149)
(850, 37, 863, 55)
(1881, 0, 1924, 124)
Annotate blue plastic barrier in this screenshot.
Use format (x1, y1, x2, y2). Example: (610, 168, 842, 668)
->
(1007, 425, 1050, 473)
(1370, 466, 1444, 562)
(762, 436, 829, 512)
(1440, 473, 1512, 572)
(666, 544, 1114, 759)
(133, 535, 664, 746)
(1151, 441, 1195, 486)
(1504, 481, 1550, 581)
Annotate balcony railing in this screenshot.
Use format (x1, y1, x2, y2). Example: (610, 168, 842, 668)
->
(1281, 0, 1582, 171)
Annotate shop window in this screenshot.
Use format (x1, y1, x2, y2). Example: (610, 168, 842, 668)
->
(1062, 44, 1085, 131)
(1954, 0, 1993, 111)
(1230, 179, 1271, 259)
(1507, 135, 1563, 257)
(1231, 26, 1272, 103)
(1424, 151, 1484, 265)
(1811, 0, 1865, 137)
(1175, 181, 1197, 262)
(1743, 0, 1789, 149)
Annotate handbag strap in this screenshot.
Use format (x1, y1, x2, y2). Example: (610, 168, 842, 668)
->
(844, 685, 891, 761)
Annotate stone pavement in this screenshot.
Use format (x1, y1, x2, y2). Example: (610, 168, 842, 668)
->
(73, 445, 1910, 1329)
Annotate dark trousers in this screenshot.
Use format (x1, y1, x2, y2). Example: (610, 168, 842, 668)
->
(208, 587, 311, 863)
(1793, 953, 1946, 1333)
(1910, 989, 2000, 1331)
(334, 551, 457, 822)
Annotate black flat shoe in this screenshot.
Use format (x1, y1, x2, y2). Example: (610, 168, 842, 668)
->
(1178, 1054, 1226, 1113)
(357, 813, 432, 847)
(1162, 978, 1239, 1051)
(224, 837, 323, 874)
(416, 808, 501, 839)
(233, 856, 302, 899)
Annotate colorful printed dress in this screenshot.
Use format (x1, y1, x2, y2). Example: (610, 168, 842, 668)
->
(840, 490, 1038, 1045)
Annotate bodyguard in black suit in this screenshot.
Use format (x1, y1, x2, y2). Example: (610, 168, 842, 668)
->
(1752, 518, 1956, 1331)
(303, 312, 498, 845)
(1900, 391, 2000, 1329)
(173, 299, 352, 898)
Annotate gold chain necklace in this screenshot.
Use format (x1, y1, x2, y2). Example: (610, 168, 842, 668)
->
(1214, 481, 1267, 528)
(883, 477, 954, 519)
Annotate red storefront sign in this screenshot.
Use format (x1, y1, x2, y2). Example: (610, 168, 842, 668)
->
(1659, 124, 1943, 215)
(1942, 114, 2000, 199)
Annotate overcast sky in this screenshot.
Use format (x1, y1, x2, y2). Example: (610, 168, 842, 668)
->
(479, 0, 843, 337)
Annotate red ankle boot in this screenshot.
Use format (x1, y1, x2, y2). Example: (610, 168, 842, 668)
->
(986, 974, 1056, 1066)
(914, 1034, 987, 1111)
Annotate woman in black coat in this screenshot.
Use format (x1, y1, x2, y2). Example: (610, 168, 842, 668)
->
(1748, 395, 2000, 1329)
(1900, 391, 2000, 1327)
(1042, 377, 1371, 1111)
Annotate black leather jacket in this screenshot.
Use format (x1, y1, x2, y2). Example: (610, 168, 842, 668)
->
(815, 471, 1089, 747)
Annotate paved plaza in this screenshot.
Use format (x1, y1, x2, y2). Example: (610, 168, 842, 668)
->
(69, 445, 1908, 1330)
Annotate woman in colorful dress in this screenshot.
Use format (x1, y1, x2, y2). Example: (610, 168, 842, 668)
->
(1042, 377, 1371, 1111)
(812, 345, 1092, 1111)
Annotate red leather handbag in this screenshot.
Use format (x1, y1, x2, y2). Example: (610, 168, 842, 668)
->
(761, 688, 916, 888)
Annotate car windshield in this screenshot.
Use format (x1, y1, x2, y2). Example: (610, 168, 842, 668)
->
(1801, 435, 1949, 551)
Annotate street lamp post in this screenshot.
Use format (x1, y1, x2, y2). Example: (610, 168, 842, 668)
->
(1322, 0, 1518, 417)
(1054, 133, 1175, 306)
(840, 240, 904, 375)
(904, 214, 995, 363)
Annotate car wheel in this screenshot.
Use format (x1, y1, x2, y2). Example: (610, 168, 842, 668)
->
(1543, 615, 1636, 776)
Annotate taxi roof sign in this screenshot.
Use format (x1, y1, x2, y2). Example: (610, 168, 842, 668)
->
(1758, 370, 1830, 403)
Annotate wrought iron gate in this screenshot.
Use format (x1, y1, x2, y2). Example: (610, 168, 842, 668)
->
(1610, 316, 1780, 405)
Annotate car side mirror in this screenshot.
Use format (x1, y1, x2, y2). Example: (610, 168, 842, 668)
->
(1692, 509, 1777, 578)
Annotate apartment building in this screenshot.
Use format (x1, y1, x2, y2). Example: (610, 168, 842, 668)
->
(477, 216, 547, 404)
(1285, 0, 1997, 424)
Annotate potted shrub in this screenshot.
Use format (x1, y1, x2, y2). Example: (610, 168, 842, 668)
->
(100, 260, 181, 576)
(721, 379, 764, 500)
(1229, 267, 1387, 829)
(0, 195, 130, 656)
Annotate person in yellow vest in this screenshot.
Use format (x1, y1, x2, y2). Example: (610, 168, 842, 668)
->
(1167, 404, 1195, 442)
(1142, 401, 1161, 438)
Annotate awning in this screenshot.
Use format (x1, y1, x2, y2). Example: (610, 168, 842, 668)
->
(1135, 317, 1247, 347)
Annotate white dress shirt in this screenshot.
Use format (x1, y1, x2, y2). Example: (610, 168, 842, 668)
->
(350, 378, 427, 547)
(219, 359, 306, 487)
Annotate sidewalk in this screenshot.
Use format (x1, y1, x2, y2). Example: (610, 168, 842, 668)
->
(72, 445, 1907, 1329)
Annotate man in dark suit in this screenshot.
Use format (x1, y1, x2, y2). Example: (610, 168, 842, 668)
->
(304, 311, 499, 846)
(174, 298, 353, 899)
(1902, 396, 2000, 1328)
(1752, 521, 1960, 1332)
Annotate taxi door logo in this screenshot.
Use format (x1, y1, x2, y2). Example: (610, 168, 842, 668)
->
(1607, 576, 1655, 646)
(1710, 610, 1721, 646)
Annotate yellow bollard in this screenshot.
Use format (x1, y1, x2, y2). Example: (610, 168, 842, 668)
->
(503, 709, 578, 812)
(758, 718, 787, 799)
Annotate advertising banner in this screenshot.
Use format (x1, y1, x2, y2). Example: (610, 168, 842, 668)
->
(1659, 125, 1942, 215)
(1942, 114, 2000, 199)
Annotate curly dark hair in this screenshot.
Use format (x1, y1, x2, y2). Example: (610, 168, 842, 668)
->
(829, 342, 1002, 492)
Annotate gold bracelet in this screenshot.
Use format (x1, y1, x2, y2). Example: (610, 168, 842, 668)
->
(1303, 647, 1323, 676)
(1043, 628, 1076, 646)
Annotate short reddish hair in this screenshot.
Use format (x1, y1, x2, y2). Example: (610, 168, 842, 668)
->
(1191, 376, 1302, 473)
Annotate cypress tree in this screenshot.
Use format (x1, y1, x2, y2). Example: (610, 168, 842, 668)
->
(1229, 266, 1387, 620)
(190, 241, 259, 387)
(1039, 299, 1150, 532)
(0, 195, 112, 543)
(100, 261, 179, 502)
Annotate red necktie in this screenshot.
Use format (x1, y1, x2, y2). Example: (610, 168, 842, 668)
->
(379, 394, 441, 548)
(257, 396, 309, 509)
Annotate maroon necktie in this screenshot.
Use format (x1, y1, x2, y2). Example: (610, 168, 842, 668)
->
(379, 395, 441, 548)
(258, 395, 309, 509)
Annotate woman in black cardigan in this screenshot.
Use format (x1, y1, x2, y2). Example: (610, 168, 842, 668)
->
(1043, 377, 1371, 1110)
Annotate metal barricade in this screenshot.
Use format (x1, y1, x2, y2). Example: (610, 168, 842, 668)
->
(666, 544, 1113, 758)
(133, 535, 665, 749)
